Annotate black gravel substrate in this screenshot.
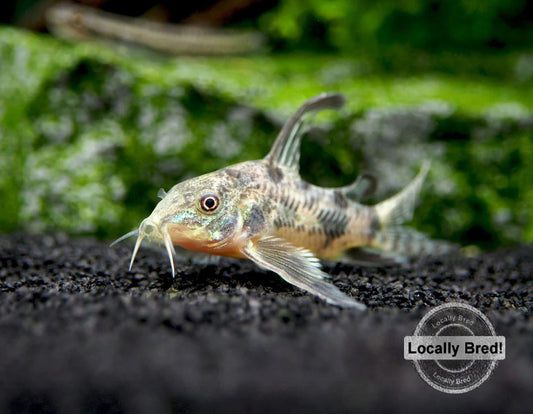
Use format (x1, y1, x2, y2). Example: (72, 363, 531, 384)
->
(0, 233, 532, 413)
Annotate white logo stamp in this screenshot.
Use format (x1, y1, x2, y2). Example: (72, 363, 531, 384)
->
(404, 302, 505, 393)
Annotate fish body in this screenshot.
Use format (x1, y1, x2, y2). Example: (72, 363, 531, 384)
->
(120, 93, 453, 309)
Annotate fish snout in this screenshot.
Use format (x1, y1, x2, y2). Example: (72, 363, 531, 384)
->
(139, 218, 158, 239)
(129, 217, 176, 277)
(139, 217, 168, 242)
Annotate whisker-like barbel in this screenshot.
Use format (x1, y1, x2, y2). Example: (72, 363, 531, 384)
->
(123, 219, 177, 277)
(109, 229, 138, 247)
(162, 227, 177, 277)
(129, 232, 145, 272)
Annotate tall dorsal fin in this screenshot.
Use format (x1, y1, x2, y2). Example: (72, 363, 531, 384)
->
(265, 93, 345, 171)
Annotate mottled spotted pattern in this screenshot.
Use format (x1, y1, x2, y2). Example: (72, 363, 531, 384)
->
(223, 168, 242, 179)
(333, 190, 348, 209)
(266, 165, 284, 184)
(237, 161, 379, 259)
(243, 203, 265, 236)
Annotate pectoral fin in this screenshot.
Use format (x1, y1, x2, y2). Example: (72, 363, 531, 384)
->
(243, 236, 366, 310)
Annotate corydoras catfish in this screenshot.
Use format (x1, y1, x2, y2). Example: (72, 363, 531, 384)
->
(115, 93, 454, 310)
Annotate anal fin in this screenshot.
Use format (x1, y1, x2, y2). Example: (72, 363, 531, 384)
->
(243, 236, 366, 310)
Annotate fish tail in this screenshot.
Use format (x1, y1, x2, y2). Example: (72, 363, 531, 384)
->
(369, 162, 456, 258)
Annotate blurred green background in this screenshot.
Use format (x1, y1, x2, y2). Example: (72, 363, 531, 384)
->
(0, 0, 532, 249)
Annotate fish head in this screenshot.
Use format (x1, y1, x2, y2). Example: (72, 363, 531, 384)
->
(128, 169, 246, 275)
(153, 170, 243, 253)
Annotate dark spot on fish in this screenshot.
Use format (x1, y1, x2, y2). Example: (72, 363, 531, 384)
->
(281, 195, 299, 212)
(318, 209, 349, 248)
(287, 197, 295, 210)
(266, 165, 284, 184)
(333, 191, 348, 209)
(224, 168, 242, 179)
(217, 185, 229, 195)
(261, 202, 272, 215)
(322, 231, 338, 248)
(300, 181, 310, 191)
(370, 209, 381, 231)
(240, 189, 255, 202)
(273, 215, 296, 230)
(178, 192, 194, 204)
(303, 196, 316, 211)
(322, 228, 342, 248)
(316, 209, 329, 221)
(244, 204, 265, 235)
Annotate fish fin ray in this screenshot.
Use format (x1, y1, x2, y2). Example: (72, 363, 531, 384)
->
(157, 188, 167, 200)
(243, 236, 366, 310)
(265, 93, 345, 171)
(375, 161, 430, 226)
(344, 173, 378, 202)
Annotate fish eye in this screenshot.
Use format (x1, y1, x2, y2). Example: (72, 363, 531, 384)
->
(199, 194, 220, 213)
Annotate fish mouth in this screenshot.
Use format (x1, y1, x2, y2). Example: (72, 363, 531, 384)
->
(129, 218, 177, 277)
